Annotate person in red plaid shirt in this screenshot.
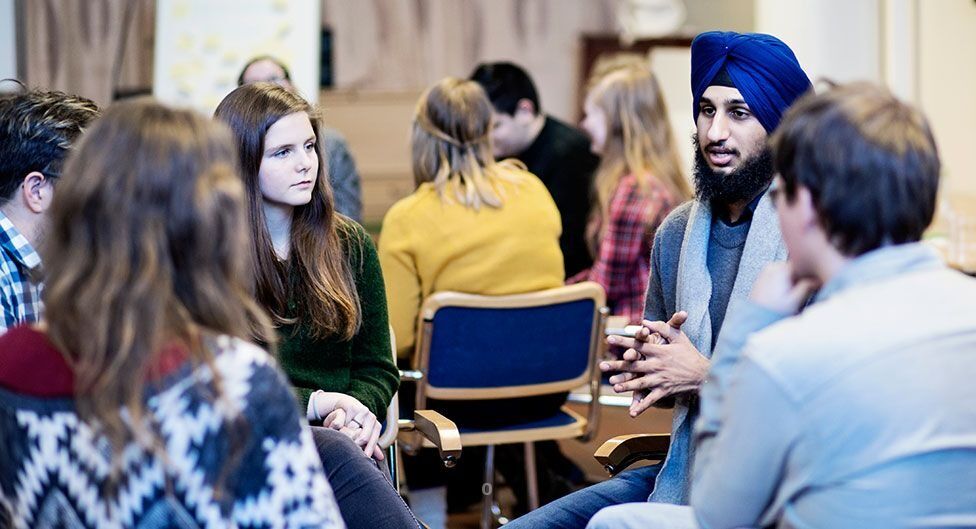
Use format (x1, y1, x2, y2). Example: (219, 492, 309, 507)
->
(572, 64, 692, 323)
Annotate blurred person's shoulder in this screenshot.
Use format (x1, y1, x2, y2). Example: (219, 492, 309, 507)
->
(382, 182, 440, 225)
(541, 115, 592, 155)
(657, 200, 695, 242)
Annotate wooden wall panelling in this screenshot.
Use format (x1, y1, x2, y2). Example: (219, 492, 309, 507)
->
(19, 0, 141, 105)
(321, 0, 617, 121)
(115, 0, 155, 98)
(319, 89, 422, 224)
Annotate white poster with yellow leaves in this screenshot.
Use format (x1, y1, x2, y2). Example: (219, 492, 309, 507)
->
(153, 0, 320, 112)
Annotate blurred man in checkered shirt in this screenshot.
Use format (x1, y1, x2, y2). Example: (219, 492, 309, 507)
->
(0, 87, 99, 332)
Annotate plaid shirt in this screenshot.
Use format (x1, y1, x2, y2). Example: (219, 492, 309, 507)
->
(0, 210, 43, 333)
(569, 173, 679, 323)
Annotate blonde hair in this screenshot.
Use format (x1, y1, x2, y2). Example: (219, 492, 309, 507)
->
(411, 77, 522, 209)
(586, 53, 649, 90)
(587, 65, 692, 250)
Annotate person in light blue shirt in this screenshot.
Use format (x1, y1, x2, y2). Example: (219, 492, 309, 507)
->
(589, 82, 976, 529)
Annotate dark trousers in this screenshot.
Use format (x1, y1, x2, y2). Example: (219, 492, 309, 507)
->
(310, 426, 420, 529)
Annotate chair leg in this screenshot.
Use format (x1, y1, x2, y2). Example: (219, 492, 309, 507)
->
(387, 442, 400, 494)
(481, 444, 496, 529)
(524, 441, 540, 511)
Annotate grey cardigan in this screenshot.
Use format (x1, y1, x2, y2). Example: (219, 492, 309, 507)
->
(643, 190, 786, 504)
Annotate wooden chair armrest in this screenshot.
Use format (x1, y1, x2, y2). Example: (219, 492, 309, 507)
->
(593, 433, 670, 476)
(398, 409, 462, 468)
(400, 369, 424, 382)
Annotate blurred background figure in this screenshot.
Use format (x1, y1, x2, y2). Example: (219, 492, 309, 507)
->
(573, 63, 691, 324)
(470, 62, 599, 278)
(379, 76, 565, 527)
(0, 87, 99, 332)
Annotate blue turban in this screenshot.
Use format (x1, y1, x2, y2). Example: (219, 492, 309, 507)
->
(691, 31, 812, 133)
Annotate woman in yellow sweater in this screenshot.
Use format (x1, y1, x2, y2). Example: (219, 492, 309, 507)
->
(378, 77, 566, 525)
(379, 77, 564, 360)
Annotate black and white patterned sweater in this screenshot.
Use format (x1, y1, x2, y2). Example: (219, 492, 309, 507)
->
(0, 326, 345, 529)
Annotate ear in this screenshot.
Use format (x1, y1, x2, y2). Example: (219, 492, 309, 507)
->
(21, 172, 53, 214)
(793, 185, 820, 231)
(514, 98, 537, 116)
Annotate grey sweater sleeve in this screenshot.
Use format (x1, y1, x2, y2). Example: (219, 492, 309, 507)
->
(642, 202, 691, 409)
(643, 228, 669, 323)
(642, 200, 692, 323)
(322, 129, 363, 223)
(691, 356, 799, 529)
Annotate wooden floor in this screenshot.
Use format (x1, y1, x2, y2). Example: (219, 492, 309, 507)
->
(442, 396, 673, 528)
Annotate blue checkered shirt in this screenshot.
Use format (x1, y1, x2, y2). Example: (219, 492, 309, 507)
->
(0, 210, 43, 333)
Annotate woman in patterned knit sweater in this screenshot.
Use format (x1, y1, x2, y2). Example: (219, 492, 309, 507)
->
(574, 63, 692, 323)
(0, 100, 344, 528)
(215, 84, 416, 529)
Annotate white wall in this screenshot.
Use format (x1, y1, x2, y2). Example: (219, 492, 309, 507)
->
(918, 0, 976, 195)
(755, 0, 976, 197)
(650, 47, 695, 184)
(154, 0, 320, 112)
(755, 0, 882, 84)
(0, 0, 16, 81)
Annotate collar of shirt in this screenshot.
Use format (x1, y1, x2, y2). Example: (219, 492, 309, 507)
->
(0, 210, 41, 271)
(815, 242, 944, 303)
(713, 186, 767, 227)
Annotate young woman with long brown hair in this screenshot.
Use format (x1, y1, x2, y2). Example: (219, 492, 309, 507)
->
(0, 99, 343, 528)
(214, 83, 415, 529)
(575, 63, 692, 323)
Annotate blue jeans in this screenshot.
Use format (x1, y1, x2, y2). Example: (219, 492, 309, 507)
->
(504, 463, 662, 529)
(311, 426, 420, 529)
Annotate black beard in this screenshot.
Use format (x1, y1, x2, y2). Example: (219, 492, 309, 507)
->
(692, 135, 774, 205)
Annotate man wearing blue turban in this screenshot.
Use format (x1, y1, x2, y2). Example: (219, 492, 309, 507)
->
(505, 31, 811, 529)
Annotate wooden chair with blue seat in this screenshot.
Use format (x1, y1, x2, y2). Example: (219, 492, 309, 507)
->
(378, 326, 462, 495)
(399, 282, 608, 529)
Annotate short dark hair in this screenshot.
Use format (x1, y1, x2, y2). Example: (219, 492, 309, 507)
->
(469, 62, 540, 116)
(237, 55, 292, 86)
(0, 89, 100, 204)
(772, 82, 940, 256)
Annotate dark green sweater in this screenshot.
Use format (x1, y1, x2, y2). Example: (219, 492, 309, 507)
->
(277, 221, 399, 422)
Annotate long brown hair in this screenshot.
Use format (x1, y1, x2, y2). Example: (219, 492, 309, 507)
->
(586, 65, 691, 251)
(214, 83, 361, 340)
(412, 77, 523, 210)
(42, 99, 273, 462)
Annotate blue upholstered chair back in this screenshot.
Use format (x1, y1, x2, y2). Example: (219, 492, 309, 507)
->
(418, 283, 606, 399)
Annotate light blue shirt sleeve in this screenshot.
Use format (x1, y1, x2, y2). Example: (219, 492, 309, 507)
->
(691, 300, 795, 529)
(692, 357, 800, 529)
(696, 300, 788, 439)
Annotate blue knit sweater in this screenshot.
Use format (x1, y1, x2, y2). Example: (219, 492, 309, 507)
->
(0, 327, 345, 529)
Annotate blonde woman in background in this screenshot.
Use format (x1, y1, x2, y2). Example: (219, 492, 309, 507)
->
(574, 63, 692, 323)
(379, 77, 565, 527)
(380, 77, 564, 359)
